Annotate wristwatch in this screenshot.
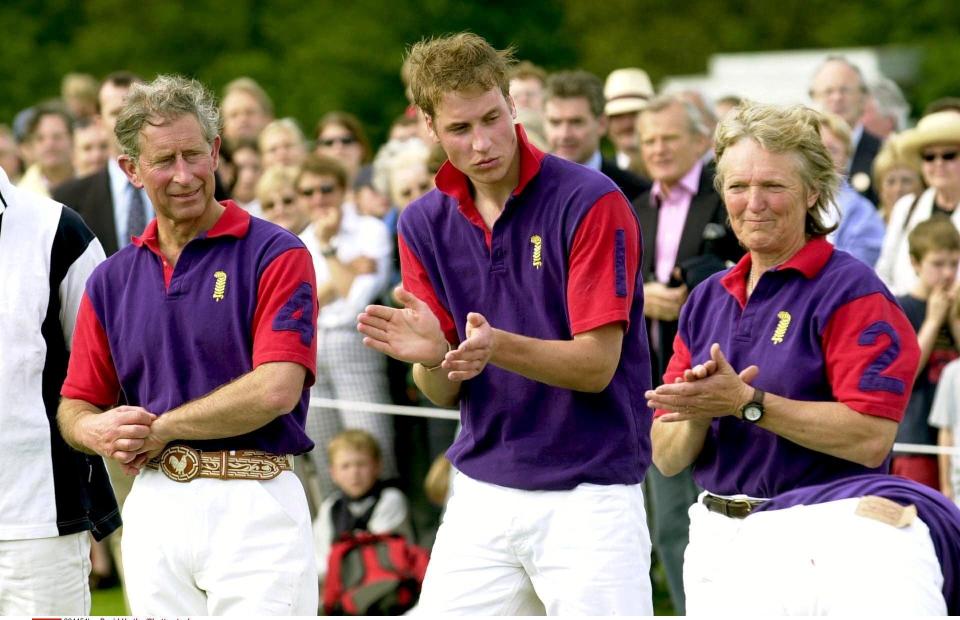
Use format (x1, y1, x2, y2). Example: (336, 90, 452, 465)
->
(739, 387, 765, 423)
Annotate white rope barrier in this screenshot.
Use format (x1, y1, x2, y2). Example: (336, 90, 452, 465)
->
(310, 397, 960, 456)
(310, 397, 459, 421)
(893, 442, 960, 457)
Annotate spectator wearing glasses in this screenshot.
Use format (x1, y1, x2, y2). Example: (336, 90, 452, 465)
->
(315, 112, 371, 190)
(809, 56, 881, 204)
(370, 137, 435, 297)
(296, 154, 395, 499)
(373, 138, 434, 213)
(873, 135, 925, 224)
(256, 164, 309, 234)
(877, 111, 960, 295)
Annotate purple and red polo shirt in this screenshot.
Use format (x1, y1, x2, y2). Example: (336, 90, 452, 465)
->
(756, 474, 960, 614)
(399, 124, 652, 491)
(656, 238, 919, 497)
(62, 201, 318, 455)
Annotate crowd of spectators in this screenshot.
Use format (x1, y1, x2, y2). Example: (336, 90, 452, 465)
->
(5, 52, 960, 613)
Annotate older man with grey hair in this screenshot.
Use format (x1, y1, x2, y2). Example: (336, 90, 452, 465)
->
(863, 76, 910, 139)
(809, 55, 881, 204)
(633, 94, 742, 614)
(57, 75, 319, 615)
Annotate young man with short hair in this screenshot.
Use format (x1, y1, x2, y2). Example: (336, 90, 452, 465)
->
(358, 32, 653, 615)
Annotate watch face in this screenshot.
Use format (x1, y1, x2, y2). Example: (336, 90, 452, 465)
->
(743, 404, 763, 422)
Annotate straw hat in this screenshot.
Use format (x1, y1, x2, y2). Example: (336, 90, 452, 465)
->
(603, 68, 654, 116)
(898, 111, 960, 159)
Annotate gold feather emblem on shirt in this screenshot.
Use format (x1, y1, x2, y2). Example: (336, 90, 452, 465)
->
(530, 235, 543, 269)
(212, 270, 227, 302)
(771, 311, 792, 344)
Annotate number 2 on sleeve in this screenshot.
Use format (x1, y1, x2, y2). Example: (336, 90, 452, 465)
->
(857, 320, 906, 395)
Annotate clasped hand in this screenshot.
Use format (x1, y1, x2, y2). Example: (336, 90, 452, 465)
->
(645, 343, 759, 423)
(80, 405, 167, 475)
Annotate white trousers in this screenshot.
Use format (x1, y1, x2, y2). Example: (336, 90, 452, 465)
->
(415, 472, 652, 615)
(0, 532, 91, 615)
(122, 468, 318, 615)
(684, 496, 947, 615)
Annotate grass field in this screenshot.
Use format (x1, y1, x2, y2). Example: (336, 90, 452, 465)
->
(91, 585, 127, 615)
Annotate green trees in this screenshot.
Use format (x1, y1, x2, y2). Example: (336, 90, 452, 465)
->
(1, 0, 956, 142)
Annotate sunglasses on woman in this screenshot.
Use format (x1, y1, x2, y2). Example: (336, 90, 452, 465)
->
(921, 150, 959, 163)
(319, 136, 357, 148)
(262, 195, 297, 211)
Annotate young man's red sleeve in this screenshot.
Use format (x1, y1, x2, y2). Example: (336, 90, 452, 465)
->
(567, 190, 641, 335)
(398, 233, 458, 345)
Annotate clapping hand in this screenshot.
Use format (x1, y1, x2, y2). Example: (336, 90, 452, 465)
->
(646, 343, 759, 423)
(358, 286, 449, 366)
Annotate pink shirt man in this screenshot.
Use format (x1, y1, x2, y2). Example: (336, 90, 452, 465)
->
(652, 159, 704, 283)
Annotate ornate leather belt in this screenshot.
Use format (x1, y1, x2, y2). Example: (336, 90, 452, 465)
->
(702, 493, 766, 519)
(146, 446, 293, 483)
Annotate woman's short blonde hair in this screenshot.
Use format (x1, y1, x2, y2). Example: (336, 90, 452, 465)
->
(714, 102, 839, 237)
(372, 138, 432, 198)
(254, 164, 298, 203)
(258, 118, 305, 153)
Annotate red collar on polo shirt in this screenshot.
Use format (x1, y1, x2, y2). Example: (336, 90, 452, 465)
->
(434, 124, 545, 233)
(132, 199, 251, 255)
(721, 236, 834, 307)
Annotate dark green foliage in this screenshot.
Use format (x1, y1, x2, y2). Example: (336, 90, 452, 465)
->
(0, 0, 955, 144)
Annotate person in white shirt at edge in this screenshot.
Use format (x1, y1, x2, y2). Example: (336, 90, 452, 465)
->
(929, 358, 960, 508)
(876, 111, 960, 295)
(297, 153, 396, 498)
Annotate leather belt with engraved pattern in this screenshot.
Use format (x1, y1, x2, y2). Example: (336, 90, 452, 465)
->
(146, 446, 293, 483)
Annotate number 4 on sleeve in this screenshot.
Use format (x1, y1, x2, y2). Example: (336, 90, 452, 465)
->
(273, 281, 316, 346)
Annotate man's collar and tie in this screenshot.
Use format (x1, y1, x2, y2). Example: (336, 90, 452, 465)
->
(109, 158, 153, 248)
(126, 179, 147, 242)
